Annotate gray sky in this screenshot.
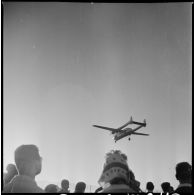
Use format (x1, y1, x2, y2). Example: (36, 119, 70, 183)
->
(4, 2, 192, 192)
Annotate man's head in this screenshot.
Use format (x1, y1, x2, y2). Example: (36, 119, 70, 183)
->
(14, 145, 42, 177)
(169, 186, 174, 192)
(146, 181, 154, 192)
(161, 182, 171, 193)
(75, 182, 86, 193)
(45, 184, 58, 193)
(175, 162, 192, 183)
(61, 179, 69, 189)
(6, 163, 18, 175)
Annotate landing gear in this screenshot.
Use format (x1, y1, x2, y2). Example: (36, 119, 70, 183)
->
(128, 137, 131, 141)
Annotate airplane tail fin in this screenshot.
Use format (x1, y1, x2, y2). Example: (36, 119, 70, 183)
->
(143, 119, 146, 126)
(129, 116, 133, 124)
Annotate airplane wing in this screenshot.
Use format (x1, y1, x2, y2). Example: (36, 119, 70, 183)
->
(131, 132, 149, 136)
(93, 125, 119, 132)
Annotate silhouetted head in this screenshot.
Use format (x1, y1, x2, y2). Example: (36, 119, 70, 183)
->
(45, 184, 58, 193)
(161, 182, 171, 193)
(6, 163, 18, 176)
(74, 182, 86, 193)
(169, 186, 174, 192)
(4, 163, 18, 185)
(175, 162, 192, 184)
(146, 181, 154, 192)
(14, 145, 42, 177)
(61, 179, 69, 190)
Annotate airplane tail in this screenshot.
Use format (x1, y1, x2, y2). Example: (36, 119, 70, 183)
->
(131, 118, 146, 127)
(129, 116, 133, 124)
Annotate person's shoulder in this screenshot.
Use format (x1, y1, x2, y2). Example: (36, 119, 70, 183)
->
(31, 180, 45, 193)
(35, 186, 45, 193)
(11, 176, 44, 193)
(13, 183, 45, 193)
(175, 186, 192, 193)
(3, 174, 12, 185)
(2, 182, 13, 193)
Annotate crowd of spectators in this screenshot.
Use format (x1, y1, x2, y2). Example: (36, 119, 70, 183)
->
(2, 144, 192, 193)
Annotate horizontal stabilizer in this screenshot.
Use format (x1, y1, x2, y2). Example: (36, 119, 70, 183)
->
(132, 121, 146, 127)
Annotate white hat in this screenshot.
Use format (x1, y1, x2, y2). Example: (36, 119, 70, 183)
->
(98, 151, 130, 187)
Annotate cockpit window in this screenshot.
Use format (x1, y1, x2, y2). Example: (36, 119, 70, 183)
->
(115, 132, 121, 137)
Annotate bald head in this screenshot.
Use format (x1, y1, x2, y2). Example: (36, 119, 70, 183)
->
(14, 145, 42, 176)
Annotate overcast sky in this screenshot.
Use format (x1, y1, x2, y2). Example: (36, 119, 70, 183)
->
(3, 2, 192, 192)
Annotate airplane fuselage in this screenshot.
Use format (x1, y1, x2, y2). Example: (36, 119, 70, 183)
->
(114, 128, 132, 141)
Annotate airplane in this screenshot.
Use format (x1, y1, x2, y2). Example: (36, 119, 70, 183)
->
(93, 116, 148, 142)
